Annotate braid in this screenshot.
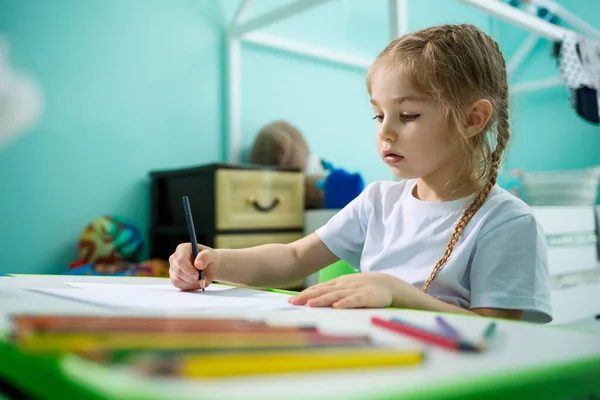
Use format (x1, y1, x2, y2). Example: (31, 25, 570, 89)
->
(422, 36, 511, 293)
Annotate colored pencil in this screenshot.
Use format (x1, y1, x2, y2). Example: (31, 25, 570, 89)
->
(11, 315, 317, 334)
(372, 317, 478, 352)
(477, 321, 497, 350)
(391, 316, 463, 341)
(16, 331, 371, 353)
(175, 349, 424, 377)
(435, 316, 461, 339)
(182, 196, 205, 291)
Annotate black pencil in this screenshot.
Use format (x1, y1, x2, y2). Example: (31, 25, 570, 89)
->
(182, 196, 205, 291)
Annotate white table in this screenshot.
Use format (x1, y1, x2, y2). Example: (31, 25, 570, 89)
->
(1, 274, 600, 400)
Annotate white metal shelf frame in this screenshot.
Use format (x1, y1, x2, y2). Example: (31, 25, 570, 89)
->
(226, 0, 599, 162)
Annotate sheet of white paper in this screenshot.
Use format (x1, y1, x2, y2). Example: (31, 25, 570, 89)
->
(64, 282, 233, 292)
(63, 282, 289, 299)
(32, 282, 299, 311)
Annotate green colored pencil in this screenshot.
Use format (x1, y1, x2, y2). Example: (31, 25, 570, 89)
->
(477, 322, 497, 350)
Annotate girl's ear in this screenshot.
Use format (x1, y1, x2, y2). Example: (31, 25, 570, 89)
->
(464, 99, 493, 138)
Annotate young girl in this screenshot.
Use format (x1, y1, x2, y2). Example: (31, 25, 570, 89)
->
(169, 24, 552, 323)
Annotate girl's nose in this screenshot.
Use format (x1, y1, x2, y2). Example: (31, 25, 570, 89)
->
(378, 123, 398, 142)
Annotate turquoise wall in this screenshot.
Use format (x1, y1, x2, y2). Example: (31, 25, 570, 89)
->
(0, 0, 598, 273)
(0, 0, 223, 273)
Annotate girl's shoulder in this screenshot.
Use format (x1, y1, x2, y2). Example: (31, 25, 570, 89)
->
(483, 184, 533, 216)
(476, 185, 540, 236)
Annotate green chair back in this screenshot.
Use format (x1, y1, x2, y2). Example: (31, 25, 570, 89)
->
(318, 259, 356, 283)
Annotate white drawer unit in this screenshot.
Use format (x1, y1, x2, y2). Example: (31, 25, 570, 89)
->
(531, 206, 599, 276)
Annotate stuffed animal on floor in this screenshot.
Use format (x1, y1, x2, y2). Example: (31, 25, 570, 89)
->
(249, 120, 326, 209)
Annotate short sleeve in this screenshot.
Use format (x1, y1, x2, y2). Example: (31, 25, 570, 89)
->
(469, 214, 553, 323)
(315, 183, 375, 270)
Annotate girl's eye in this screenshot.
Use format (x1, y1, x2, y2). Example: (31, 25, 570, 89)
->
(372, 115, 384, 122)
(401, 113, 420, 121)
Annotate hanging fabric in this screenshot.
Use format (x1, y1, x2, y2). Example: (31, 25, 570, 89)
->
(558, 31, 600, 124)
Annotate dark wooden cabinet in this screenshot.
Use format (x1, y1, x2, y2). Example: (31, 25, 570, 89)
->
(148, 164, 306, 285)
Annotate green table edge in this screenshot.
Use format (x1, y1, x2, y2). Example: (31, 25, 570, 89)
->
(378, 354, 600, 400)
(2, 336, 600, 400)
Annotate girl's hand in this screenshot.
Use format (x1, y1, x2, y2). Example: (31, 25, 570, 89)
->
(169, 243, 220, 291)
(288, 272, 397, 308)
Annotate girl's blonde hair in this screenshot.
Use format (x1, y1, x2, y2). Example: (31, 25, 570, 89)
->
(367, 24, 510, 293)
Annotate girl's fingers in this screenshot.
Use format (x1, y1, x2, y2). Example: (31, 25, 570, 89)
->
(332, 292, 367, 308)
(172, 244, 201, 281)
(289, 282, 337, 305)
(195, 248, 217, 270)
(306, 289, 355, 307)
(171, 264, 198, 286)
(169, 273, 200, 292)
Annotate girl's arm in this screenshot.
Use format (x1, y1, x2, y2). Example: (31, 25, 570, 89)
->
(290, 271, 523, 320)
(389, 280, 524, 320)
(215, 233, 339, 288)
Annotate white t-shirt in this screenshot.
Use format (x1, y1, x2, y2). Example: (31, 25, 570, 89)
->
(315, 179, 553, 323)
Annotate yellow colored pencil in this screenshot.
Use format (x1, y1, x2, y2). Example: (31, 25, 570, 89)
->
(178, 349, 424, 378)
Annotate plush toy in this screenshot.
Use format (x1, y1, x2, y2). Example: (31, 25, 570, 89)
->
(67, 216, 170, 277)
(249, 120, 326, 209)
(69, 216, 143, 267)
(316, 161, 365, 209)
(248, 120, 365, 210)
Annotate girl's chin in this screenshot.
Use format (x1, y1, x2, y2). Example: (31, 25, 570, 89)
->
(387, 165, 418, 180)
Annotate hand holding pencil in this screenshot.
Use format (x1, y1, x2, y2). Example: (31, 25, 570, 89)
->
(168, 197, 220, 292)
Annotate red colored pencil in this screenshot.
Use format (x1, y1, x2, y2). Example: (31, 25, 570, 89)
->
(371, 317, 478, 351)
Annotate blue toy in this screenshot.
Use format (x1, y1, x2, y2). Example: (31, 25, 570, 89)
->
(316, 162, 365, 209)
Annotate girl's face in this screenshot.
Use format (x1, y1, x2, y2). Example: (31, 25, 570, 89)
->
(370, 69, 463, 185)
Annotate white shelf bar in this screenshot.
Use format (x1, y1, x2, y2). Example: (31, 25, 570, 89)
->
(457, 0, 569, 41)
(230, 0, 254, 29)
(231, 0, 334, 37)
(241, 32, 373, 70)
(388, 0, 408, 39)
(226, 37, 242, 163)
(512, 77, 563, 94)
(507, 33, 540, 76)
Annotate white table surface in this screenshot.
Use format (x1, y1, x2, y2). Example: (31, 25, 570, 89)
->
(1, 274, 600, 400)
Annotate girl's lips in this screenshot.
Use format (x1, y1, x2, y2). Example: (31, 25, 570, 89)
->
(383, 150, 404, 165)
(383, 154, 404, 165)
